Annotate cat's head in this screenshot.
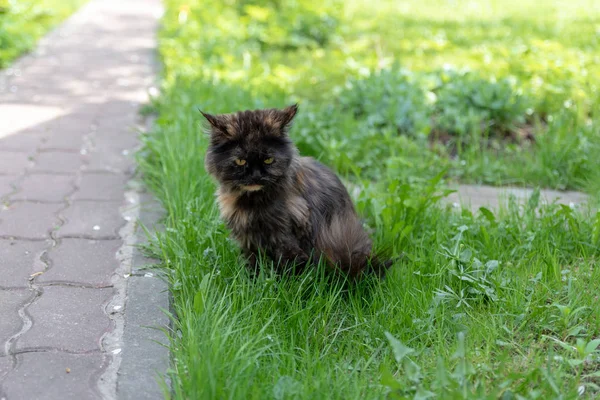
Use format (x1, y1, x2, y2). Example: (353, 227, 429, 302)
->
(202, 105, 299, 193)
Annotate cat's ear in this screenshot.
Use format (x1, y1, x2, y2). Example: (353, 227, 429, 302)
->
(200, 110, 228, 137)
(279, 104, 298, 135)
(200, 111, 220, 131)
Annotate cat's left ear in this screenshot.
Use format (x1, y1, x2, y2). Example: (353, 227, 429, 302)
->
(279, 104, 298, 134)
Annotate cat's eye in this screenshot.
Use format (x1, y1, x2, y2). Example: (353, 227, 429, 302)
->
(235, 158, 246, 166)
(264, 157, 274, 165)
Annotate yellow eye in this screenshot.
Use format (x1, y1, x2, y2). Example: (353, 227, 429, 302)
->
(235, 158, 246, 166)
(264, 157, 274, 165)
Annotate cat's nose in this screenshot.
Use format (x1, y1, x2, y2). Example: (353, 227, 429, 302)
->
(251, 169, 261, 179)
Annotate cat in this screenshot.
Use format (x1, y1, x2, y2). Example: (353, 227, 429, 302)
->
(202, 104, 392, 279)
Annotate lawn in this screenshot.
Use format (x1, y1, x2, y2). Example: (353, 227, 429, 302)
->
(0, 0, 87, 68)
(140, 0, 600, 398)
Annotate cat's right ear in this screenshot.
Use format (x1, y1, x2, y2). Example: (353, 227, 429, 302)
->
(199, 110, 222, 134)
(198, 109, 227, 135)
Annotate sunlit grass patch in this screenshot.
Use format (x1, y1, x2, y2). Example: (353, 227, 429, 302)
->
(141, 85, 600, 398)
(142, 0, 600, 398)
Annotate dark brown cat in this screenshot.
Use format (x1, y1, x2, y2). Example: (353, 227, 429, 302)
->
(202, 104, 391, 279)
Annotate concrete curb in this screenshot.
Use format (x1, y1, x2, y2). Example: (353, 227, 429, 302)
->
(115, 189, 170, 399)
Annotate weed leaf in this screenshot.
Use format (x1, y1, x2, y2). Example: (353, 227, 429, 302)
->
(585, 338, 600, 354)
(385, 332, 414, 364)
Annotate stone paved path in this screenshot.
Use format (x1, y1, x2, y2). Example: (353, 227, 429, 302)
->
(445, 184, 591, 212)
(0, 0, 167, 399)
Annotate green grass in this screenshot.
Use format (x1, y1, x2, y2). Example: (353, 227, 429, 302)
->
(156, 0, 600, 192)
(139, 0, 600, 398)
(0, 0, 87, 68)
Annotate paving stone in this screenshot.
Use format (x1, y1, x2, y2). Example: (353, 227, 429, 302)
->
(0, 240, 49, 288)
(0, 102, 65, 133)
(0, 175, 18, 198)
(16, 286, 111, 352)
(39, 131, 84, 151)
(85, 146, 135, 174)
(11, 173, 75, 202)
(445, 184, 591, 212)
(37, 115, 93, 151)
(93, 124, 140, 150)
(0, 202, 62, 239)
(95, 103, 139, 121)
(58, 201, 124, 239)
(2, 352, 104, 400)
(0, 355, 11, 375)
(118, 274, 169, 400)
(39, 239, 120, 286)
(73, 173, 127, 201)
(0, 131, 46, 151)
(0, 289, 34, 356)
(129, 192, 163, 277)
(0, 151, 33, 174)
(31, 151, 83, 174)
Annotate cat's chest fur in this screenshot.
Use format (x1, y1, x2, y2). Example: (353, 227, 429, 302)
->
(216, 188, 309, 250)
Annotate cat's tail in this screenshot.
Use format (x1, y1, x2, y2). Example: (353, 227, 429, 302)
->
(365, 250, 396, 278)
(317, 213, 394, 279)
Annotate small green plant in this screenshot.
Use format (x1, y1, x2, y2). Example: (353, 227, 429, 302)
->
(381, 332, 432, 399)
(542, 302, 590, 339)
(544, 336, 600, 394)
(434, 225, 502, 309)
(430, 70, 530, 143)
(338, 68, 430, 139)
(241, 1, 340, 50)
(382, 332, 492, 398)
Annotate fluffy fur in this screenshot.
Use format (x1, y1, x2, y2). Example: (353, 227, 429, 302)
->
(202, 104, 392, 279)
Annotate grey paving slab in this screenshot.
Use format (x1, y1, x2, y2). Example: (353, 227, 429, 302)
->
(74, 172, 128, 201)
(37, 116, 93, 151)
(31, 151, 83, 174)
(93, 135, 140, 156)
(0, 202, 62, 239)
(0, 175, 18, 198)
(59, 201, 124, 239)
(39, 132, 84, 152)
(0, 289, 33, 356)
(92, 103, 140, 121)
(445, 184, 591, 212)
(0, 151, 33, 174)
(39, 239, 121, 286)
(0, 103, 65, 140)
(0, 131, 46, 151)
(16, 286, 111, 352)
(85, 146, 135, 174)
(93, 124, 141, 150)
(0, 240, 48, 288)
(0, 355, 11, 376)
(2, 352, 104, 400)
(11, 173, 75, 202)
